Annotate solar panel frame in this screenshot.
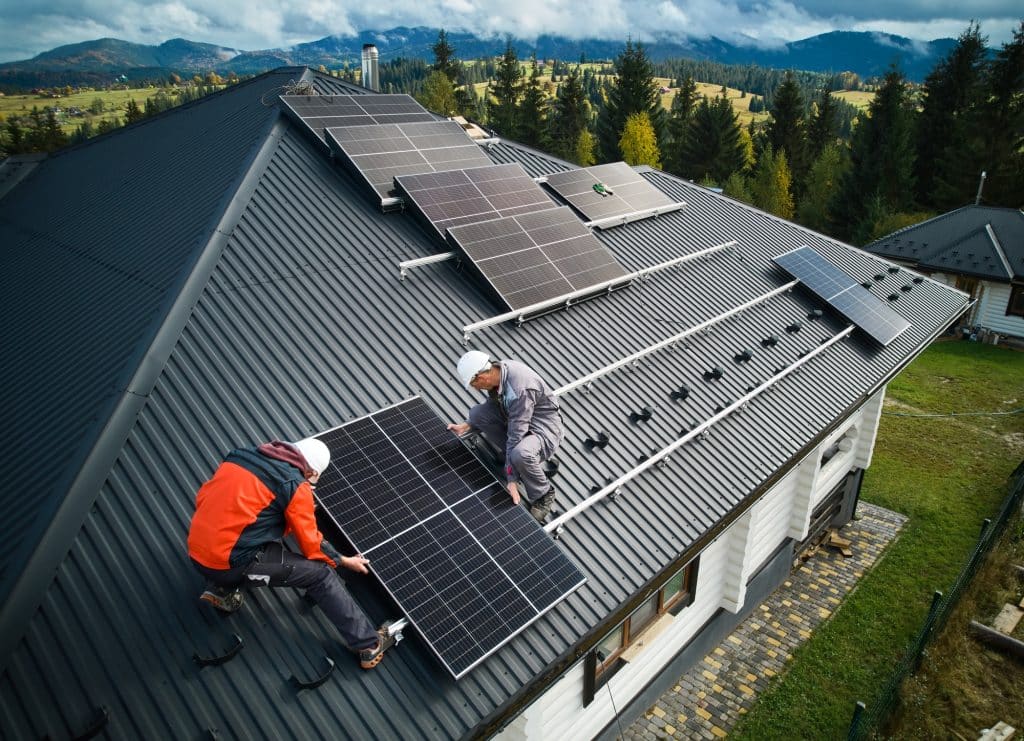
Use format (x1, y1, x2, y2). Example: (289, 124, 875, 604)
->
(326, 121, 493, 202)
(395, 163, 559, 239)
(312, 397, 586, 679)
(773, 245, 911, 346)
(446, 206, 630, 311)
(543, 162, 682, 226)
(280, 94, 436, 141)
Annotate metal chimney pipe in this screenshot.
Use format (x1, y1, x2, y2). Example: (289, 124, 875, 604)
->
(975, 171, 987, 205)
(361, 44, 380, 91)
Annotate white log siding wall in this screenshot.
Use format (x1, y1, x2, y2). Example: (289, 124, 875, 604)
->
(976, 281, 1024, 339)
(498, 387, 888, 740)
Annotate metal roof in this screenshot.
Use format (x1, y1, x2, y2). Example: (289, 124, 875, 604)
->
(0, 68, 969, 739)
(864, 204, 1024, 282)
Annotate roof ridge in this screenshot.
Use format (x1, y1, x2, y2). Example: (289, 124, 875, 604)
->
(0, 103, 292, 673)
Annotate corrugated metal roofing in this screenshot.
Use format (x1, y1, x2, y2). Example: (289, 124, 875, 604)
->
(0, 69, 969, 739)
(864, 204, 1024, 281)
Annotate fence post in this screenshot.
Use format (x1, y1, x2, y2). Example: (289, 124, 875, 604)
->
(979, 517, 992, 542)
(848, 700, 866, 741)
(913, 590, 944, 670)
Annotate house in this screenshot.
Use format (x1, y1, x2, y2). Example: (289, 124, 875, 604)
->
(864, 204, 1024, 342)
(0, 68, 968, 739)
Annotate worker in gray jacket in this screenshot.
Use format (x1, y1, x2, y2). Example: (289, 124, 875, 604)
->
(448, 351, 563, 522)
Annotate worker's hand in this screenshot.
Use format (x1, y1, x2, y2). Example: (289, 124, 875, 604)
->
(341, 555, 370, 574)
(507, 481, 520, 505)
(447, 422, 471, 436)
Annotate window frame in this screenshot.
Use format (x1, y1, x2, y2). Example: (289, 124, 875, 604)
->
(585, 557, 700, 704)
(1007, 283, 1024, 318)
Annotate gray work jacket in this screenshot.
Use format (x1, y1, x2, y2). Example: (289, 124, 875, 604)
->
(490, 359, 564, 463)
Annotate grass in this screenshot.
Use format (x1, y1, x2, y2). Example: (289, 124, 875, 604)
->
(730, 340, 1024, 740)
(0, 87, 177, 136)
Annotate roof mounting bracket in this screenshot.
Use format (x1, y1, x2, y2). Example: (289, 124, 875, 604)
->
(193, 633, 244, 668)
(289, 655, 336, 691)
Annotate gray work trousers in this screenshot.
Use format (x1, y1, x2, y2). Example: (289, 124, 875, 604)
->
(468, 401, 558, 505)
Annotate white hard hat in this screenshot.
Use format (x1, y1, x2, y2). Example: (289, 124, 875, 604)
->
(457, 350, 492, 389)
(292, 437, 331, 476)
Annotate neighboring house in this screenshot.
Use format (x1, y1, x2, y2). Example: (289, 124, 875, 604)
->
(0, 68, 968, 740)
(864, 205, 1024, 341)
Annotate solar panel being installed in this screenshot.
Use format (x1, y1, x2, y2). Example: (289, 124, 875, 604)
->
(446, 206, 630, 310)
(326, 121, 494, 203)
(312, 397, 586, 679)
(280, 94, 435, 141)
(543, 162, 683, 227)
(773, 245, 911, 346)
(395, 163, 558, 238)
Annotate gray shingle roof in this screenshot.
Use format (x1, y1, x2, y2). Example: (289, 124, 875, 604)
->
(864, 204, 1024, 281)
(0, 68, 969, 739)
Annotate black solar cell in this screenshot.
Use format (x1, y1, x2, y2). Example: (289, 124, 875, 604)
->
(280, 94, 435, 141)
(773, 246, 911, 346)
(313, 397, 586, 679)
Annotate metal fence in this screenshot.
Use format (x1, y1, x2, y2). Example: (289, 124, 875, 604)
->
(847, 459, 1024, 740)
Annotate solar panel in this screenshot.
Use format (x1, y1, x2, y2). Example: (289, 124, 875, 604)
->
(312, 397, 586, 679)
(773, 245, 911, 346)
(280, 94, 435, 141)
(543, 162, 683, 227)
(326, 121, 494, 203)
(447, 206, 630, 310)
(395, 163, 558, 238)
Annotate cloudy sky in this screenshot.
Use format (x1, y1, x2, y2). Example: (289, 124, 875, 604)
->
(0, 0, 1019, 62)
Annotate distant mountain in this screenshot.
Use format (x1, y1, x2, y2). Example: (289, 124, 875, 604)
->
(0, 26, 957, 89)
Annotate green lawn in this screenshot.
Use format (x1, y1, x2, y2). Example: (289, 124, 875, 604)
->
(1, 87, 184, 136)
(731, 340, 1024, 739)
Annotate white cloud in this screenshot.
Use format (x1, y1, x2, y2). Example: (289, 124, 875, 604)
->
(0, 0, 1020, 62)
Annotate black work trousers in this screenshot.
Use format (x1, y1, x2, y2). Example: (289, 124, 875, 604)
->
(192, 542, 378, 650)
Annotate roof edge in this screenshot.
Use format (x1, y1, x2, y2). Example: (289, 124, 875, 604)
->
(0, 108, 292, 673)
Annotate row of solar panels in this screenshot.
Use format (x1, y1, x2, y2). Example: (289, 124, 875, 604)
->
(281, 94, 686, 312)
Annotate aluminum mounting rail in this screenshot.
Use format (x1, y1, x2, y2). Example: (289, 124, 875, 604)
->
(461, 240, 735, 344)
(585, 201, 685, 230)
(543, 325, 855, 537)
(553, 279, 800, 396)
(398, 252, 457, 280)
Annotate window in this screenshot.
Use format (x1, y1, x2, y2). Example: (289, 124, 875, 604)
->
(1007, 284, 1024, 318)
(583, 558, 700, 705)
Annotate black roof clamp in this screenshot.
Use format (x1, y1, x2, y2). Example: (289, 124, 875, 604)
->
(734, 349, 754, 363)
(703, 367, 724, 381)
(629, 406, 654, 423)
(193, 633, 244, 668)
(290, 655, 336, 691)
(584, 431, 610, 450)
(669, 384, 690, 401)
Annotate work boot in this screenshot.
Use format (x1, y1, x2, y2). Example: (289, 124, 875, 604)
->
(200, 582, 244, 613)
(529, 485, 556, 523)
(359, 621, 398, 669)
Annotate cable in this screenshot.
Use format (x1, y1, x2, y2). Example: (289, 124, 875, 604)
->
(880, 405, 1024, 417)
(605, 680, 626, 740)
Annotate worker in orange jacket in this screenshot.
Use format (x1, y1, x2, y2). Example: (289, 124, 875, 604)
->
(187, 437, 395, 669)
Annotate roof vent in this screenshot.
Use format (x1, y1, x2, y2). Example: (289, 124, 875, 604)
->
(807, 309, 823, 321)
(734, 349, 754, 363)
(703, 367, 724, 381)
(584, 432, 610, 450)
(887, 266, 900, 274)
(901, 284, 912, 292)
(629, 406, 654, 423)
(913, 276, 924, 284)
(887, 293, 899, 301)
(861, 281, 873, 289)
(669, 384, 690, 401)
(874, 273, 885, 281)
(786, 321, 802, 333)
(762, 335, 779, 348)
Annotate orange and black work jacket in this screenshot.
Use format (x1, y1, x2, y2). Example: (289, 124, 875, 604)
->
(187, 445, 340, 570)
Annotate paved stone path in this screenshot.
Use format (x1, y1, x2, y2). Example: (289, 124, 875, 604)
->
(623, 501, 907, 740)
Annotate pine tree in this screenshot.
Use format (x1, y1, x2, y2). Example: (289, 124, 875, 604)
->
(487, 40, 522, 136)
(432, 30, 460, 82)
(831, 67, 916, 243)
(665, 76, 698, 175)
(619, 112, 661, 167)
(677, 95, 746, 184)
(518, 54, 549, 149)
(914, 22, 988, 208)
(765, 71, 807, 186)
(42, 108, 67, 152)
(722, 171, 753, 204)
(574, 129, 597, 167)
(750, 146, 794, 219)
(596, 40, 666, 162)
(124, 98, 144, 125)
(797, 144, 847, 233)
(807, 88, 839, 159)
(977, 21, 1024, 206)
(549, 67, 589, 161)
